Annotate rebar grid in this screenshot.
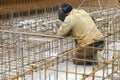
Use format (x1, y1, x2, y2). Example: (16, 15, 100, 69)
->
(0, 0, 120, 80)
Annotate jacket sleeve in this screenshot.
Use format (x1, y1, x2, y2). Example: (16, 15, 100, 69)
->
(57, 15, 75, 36)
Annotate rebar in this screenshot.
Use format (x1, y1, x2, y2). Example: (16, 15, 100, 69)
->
(0, 0, 120, 80)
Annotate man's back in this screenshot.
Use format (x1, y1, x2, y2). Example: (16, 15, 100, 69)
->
(58, 9, 104, 45)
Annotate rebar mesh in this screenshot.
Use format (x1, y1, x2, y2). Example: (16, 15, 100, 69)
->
(0, 0, 120, 80)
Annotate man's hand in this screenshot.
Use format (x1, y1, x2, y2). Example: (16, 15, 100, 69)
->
(64, 30, 72, 37)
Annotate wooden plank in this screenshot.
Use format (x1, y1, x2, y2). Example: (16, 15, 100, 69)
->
(28, 37, 56, 42)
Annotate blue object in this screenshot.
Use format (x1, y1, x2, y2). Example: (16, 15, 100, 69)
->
(58, 3, 73, 22)
(58, 11, 67, 22)
(93, 40, 105, 47)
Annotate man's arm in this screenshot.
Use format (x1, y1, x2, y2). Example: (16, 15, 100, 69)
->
(57, 15, 75, 36)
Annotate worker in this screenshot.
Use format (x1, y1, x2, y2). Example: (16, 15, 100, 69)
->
(57, 3, 105, 65)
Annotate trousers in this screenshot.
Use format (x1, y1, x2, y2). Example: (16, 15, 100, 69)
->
(73, 40, 105, 65)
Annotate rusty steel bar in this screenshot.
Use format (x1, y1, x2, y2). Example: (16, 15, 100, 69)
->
(81, 55, 120, 80)
(0, 0, 120, 80)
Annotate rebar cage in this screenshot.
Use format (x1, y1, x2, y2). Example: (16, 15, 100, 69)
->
(0, 0, 120, 80)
